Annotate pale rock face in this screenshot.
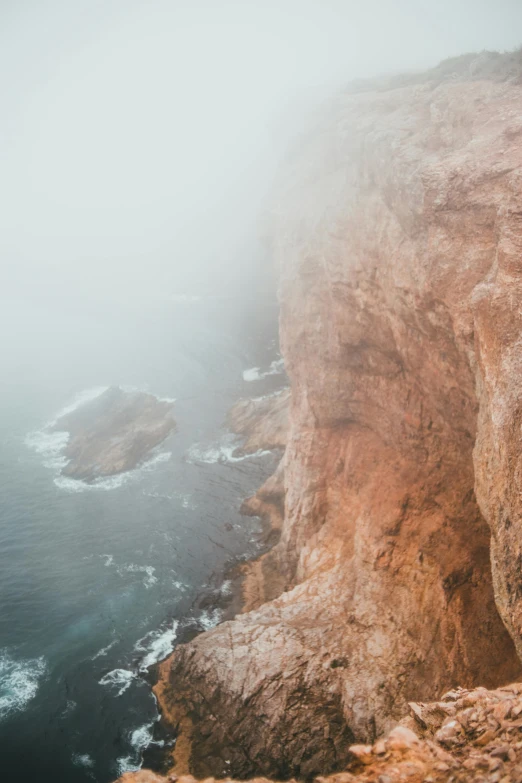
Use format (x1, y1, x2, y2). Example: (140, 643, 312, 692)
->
(140, 57, 522, 781)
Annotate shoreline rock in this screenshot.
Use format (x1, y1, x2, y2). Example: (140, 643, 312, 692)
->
(148, 387, 291, 777)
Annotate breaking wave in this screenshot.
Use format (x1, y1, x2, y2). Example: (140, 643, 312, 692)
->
(98, 668, 135, 697)
(187, 433, 271, 464)
(242, 357, 285, 382)
(115, 717, 163, 776)
(134, 620, 179, 671)
(53, 451, 172, 493)
(0, 651, 46, 720)
(198, 608, 223, 631)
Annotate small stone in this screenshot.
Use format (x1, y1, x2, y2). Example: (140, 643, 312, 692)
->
(475, 729, 498, 746)
(492, 702, 513, 722)
(409, 702, 428, 728)
(490, 746, 511, 760)
(434, 762, 450, 772)
(349, 744, 374, 764)
(386, 725, 419, 751)
(377, 776, 392, 783)
(373, 739, 387, 755)
(435, 719, 462, 746)
(441, 689, 462, 702)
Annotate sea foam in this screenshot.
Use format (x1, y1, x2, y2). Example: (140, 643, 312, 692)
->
(117, 564, 157, 589)
(72, 753, 95, 769)
(0, 651, 46, 720)
(53, 450, 172, 493)
(91, 639, 118, 660)
(187, 434, 271, 465)
(134, 620, 179, 671)
(115, 717, 163, 776)
(242, 357, 285, 382)
(198, 608, 223, 631)
(98, 668, 135, 696)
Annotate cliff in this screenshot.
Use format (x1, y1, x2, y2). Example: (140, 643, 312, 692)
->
(127, 51, 522, 782)
(119, 680, 522, 783)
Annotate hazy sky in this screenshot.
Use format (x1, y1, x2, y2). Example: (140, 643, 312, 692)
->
(1, 0, 522, 300)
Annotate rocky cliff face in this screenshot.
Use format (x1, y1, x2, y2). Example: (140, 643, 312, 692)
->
(139, 53, 522, 782)
(118, 680, 522, 783)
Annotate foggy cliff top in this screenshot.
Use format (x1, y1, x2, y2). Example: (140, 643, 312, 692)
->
(1, 0, 522, 303)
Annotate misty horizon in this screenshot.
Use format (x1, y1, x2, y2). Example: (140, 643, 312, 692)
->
(2, 0, 522, 302)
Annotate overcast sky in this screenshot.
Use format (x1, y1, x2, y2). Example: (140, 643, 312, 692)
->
(1, 0, 522, 300)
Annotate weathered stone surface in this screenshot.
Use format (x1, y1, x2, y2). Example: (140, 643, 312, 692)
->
(54, 386, 175, 481)
(150, 52, 522, 781)
(227, 389, 290, 454)
(119, 682, 522, 783)
(151, 53, 522, 777)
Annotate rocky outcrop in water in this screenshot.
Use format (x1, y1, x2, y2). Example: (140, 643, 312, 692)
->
(54, 386, 176, 481)
(129, 51, 522, 783)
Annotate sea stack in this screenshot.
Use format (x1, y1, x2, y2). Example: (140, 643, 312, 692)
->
(53, 386, 176, 482)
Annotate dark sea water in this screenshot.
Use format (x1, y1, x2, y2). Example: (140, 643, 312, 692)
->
(0, 290, 283, 783)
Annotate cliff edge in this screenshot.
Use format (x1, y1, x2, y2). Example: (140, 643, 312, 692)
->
(135, 51, 522, 781)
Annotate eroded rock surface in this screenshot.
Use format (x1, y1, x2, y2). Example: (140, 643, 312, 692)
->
(148, 53, 522, 781)
(227, 389, 290, 454)
(119, 681, 522, 783)
(54, 386, 176, 481)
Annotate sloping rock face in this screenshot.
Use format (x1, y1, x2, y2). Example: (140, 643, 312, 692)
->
(55, 386, 175, 481)
(118, 680, 522, 783)
(227, 389, 290, 454)
(151, 55, 522, 781)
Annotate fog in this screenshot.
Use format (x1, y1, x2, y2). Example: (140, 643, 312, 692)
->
(1, 0, 521, 396)
(1, 0, 521, 303)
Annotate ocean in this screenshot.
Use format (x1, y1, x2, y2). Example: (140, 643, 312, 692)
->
(0, 289, 283, 783)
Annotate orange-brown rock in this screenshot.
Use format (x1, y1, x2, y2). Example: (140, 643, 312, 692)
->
(119, 681, 522, 783)
(149, 52, 522, 781)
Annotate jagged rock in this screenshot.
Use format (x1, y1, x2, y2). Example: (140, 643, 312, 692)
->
(227, 389, 290, 454)
(119, 682, 522, 783)
(53, 386, 175, 481)
(148, 52, 522, 780)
